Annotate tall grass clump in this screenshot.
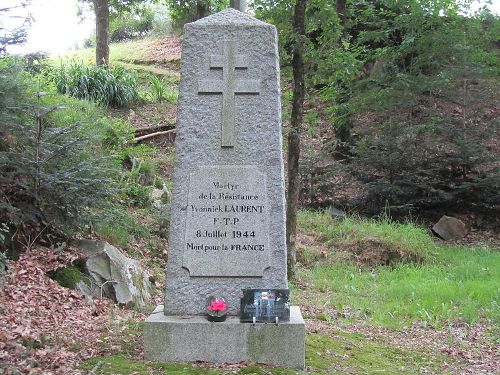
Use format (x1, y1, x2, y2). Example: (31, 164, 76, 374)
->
(149, 75, 166, 102)
(298, 210, 436, 261)
(54, 60, 138, 107)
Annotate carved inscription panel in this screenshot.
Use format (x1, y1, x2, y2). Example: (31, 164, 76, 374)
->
(183, 166, 270, 277)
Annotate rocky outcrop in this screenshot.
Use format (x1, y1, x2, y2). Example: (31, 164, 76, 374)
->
(75, 240, 154, 307)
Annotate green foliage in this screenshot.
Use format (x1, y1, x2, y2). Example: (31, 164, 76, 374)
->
(48, 265, 84, 289)
(166, 0, 228, 30)
(0, 58, 117, 244)
(0, 250, 7, 275)
(109, 3, 155, 42)
(101, 118, 135, 148)
(53, 60, 139, 107)
(148, 75, 166, 102)
(152, 205, 171, 239)
(149, 5, 174, 36)
(348, 4, 500, 210)
(297, 210, 500, 327)
(93, 207, 150, 250)
(22, 52, 50, 75)
(352, 117, 499, 211)
(256, 0, 500, 213)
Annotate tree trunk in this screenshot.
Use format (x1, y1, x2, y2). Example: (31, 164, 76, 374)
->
(230, 0, 245, 12)
(195, 0, 209, 20)
(95, 0, 109, 66)
(334, 0, 351, 150)
(336, 0, 347, 26)
(286, 0, 307, 281)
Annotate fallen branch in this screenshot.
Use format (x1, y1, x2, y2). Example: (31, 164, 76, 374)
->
(134, 129, 176, 142)
(135, 124, 175, 137)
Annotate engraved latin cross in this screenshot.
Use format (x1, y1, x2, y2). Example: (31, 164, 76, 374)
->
(198, 40, 261, 148)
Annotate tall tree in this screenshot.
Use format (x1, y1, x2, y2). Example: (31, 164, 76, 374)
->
(94, 0, 109, 66)
(286, 0, 306, 280)
(84, 0, 147, 66)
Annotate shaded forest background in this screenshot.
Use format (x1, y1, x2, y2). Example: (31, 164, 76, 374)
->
(0, 1, 499, 374)
(1, 0, 498, 253)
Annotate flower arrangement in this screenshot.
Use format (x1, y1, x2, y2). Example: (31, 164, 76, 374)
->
(206, 295, 228, 322)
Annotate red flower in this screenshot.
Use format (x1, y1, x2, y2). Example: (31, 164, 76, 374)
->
(207, 299, 228, 312)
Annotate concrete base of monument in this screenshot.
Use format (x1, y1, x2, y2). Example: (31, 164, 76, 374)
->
(144, 305, 305, 369)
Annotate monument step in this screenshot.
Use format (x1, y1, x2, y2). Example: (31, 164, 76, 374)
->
(144, 305, 305, 369)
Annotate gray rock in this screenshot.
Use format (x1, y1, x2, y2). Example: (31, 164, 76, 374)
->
(76, 239, 154, 306)
(432, 215, 468, 240)
(329, 206, 346, 218)
(75, 280, 94, 301)
(150, 188, 169, 209)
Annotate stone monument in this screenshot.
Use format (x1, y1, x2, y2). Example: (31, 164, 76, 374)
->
(144, 8, 305, 369)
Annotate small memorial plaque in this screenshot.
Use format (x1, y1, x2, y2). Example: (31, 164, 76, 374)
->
(183, 165, 271, 277)
(240, 289, 290, 323)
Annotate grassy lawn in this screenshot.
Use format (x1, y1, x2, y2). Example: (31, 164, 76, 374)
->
(54, 37, 181, 66)
(297, 211, 499, 328)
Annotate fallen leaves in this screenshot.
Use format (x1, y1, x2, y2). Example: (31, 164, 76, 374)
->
(0, 247, 114, 374)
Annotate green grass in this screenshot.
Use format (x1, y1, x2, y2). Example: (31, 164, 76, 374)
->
(298, 210, 437, 261)
(56, 38, 180, 66)
(81, 356, 221, 375)
(296, 210, 500, 328)
(306, 332, 444, 374)
(94, 208, 152, 253)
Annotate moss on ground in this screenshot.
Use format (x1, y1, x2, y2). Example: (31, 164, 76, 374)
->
(81, 355, 219, 374)
(81, 357, 298, 375)
(48, 265, 84, 289)
(306, 331, 443, 374)
(80, 326, 445, 374)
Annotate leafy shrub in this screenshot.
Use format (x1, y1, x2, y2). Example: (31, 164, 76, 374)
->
(54, 60, 139, 107)
(110, 4, 155, 42)
(22, 52, 50, 75)
(101, 118, 135, 148)
(166, 0, 228, 30)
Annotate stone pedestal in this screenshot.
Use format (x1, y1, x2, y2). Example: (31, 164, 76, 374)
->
(144, 305, 305, 369)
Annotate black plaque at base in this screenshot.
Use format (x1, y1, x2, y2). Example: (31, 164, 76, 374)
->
(240, 289, 290, 323)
